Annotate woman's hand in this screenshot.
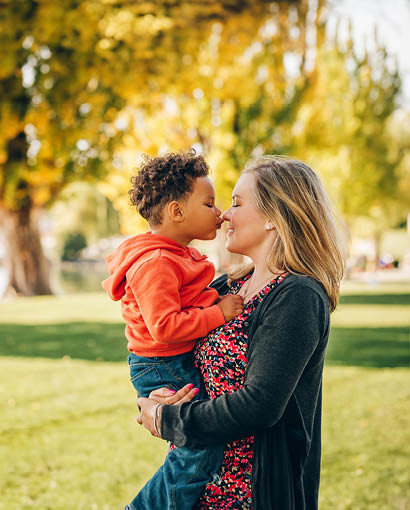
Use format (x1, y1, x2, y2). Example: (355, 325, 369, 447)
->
(147, 383, 199, 405)
(137, 384, 199, 437)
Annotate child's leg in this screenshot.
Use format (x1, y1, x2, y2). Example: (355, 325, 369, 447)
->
(125, 446, 222, 510)
(129, 350, 207, 399)
(127, 351, 224, 510)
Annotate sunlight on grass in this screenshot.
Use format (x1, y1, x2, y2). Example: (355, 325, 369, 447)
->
(0, 358, 408, 510)
(321, 366, 410, 510)
(0, 282, 409, 509)
(0, 358, 167, 510)
(332, 304, 409, 327)
(340, 280, 410, 295)
(0, 292, 122, 324)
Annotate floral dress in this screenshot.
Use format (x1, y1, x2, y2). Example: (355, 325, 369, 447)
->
(193, 272, 289, 510)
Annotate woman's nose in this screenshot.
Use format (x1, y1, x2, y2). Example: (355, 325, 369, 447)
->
(215, 206, 222, 217)
(221, 208, 231, 222)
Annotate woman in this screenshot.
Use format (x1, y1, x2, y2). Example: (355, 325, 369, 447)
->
(138, 156, 346, 509)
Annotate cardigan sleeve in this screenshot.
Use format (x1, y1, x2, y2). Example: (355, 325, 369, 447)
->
(160, 283, 328, 448)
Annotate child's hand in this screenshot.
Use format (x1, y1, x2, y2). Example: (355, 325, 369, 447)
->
(216, 294, 243, 321)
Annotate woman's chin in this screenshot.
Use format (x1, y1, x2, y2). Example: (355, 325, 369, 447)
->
(225, 240, 236, 252)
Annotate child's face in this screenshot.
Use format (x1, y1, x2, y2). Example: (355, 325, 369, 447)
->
(181, 177, 222, 241)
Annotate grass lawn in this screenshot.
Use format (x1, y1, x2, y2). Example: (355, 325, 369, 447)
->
(0, 281, 409, 509)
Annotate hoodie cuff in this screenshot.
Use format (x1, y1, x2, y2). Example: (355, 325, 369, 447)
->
(203, 304, 225, 332)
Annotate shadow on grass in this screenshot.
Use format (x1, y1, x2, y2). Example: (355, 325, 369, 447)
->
(339, 293, 409, 305)
(0, 322, 126, 362)
(327, 327, 409, 368)
(0, 322, 408, 368)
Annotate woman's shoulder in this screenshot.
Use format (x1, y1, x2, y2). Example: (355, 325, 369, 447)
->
(281, 273, 327, 297)
(263, 273, 330, 312)
(255, 274, 331, 334)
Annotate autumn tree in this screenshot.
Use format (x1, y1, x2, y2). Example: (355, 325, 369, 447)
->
(102, 0, 325, 229)
(2, 0, 405, 295)
(0, 0, 278, 295)
(1, 1, 125, 294)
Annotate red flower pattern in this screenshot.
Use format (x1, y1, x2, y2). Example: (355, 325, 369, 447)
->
(193, 272, 289, 509)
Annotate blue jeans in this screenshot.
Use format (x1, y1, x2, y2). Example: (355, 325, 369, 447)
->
(126, 351, 224, 510)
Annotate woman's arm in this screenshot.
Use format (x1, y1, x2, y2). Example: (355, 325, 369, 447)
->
(137, 384, 199, 437)
(160, 283, 328, 448)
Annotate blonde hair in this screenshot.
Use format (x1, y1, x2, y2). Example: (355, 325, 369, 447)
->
(229, 156, 347, 312)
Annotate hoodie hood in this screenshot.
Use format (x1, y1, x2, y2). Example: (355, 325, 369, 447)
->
(102, 232, 204, 300)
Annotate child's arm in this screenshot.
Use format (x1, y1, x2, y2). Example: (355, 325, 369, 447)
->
(128, 257, 242, 344)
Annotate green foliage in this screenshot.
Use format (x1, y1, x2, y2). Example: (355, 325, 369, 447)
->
(0, 0, 125, 210)
(292, 27, 409, 232)
(61, 232, 87, 261)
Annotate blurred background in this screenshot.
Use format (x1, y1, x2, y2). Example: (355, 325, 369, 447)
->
(0, 0, 409, 296)
(0, 1, 409, 509)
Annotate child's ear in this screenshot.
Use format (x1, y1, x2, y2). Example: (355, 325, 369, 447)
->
(167, 201, 184, 223)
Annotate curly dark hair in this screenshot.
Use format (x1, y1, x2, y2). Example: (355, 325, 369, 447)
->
(129, 150, 210, 226)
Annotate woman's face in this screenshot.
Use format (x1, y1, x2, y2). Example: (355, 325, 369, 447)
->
(222, 172, 273, 257)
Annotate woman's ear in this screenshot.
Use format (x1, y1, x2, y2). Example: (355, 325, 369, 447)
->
(167, 201, 185, 223)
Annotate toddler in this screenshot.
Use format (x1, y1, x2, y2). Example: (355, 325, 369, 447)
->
(102, 151, 242, 510)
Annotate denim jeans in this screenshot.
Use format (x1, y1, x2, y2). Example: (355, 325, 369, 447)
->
(126, 351, 224, 510)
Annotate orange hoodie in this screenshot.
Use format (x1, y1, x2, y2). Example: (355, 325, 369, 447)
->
(102, 232, 225, 357)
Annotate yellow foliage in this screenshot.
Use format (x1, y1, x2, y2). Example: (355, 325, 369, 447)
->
(0, 0, 407, 236)
(32, 186, 52, 205)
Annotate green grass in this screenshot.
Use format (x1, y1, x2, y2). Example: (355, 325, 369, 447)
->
(0, 358, 167, 510)
(321, 366, 409, 510)
(0, 284, 408, 367)
(1, 359, 408, 510)
(0, 281, 409, 509)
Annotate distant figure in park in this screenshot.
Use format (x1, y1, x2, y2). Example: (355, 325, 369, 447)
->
(137, 156, 346, 510)
(102, 151, 243, 510)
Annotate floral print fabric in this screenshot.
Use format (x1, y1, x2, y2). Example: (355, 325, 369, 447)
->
(193, 272, 289, 509)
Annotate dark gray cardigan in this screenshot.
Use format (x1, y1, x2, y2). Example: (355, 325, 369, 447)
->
(161, 273, 330, 510)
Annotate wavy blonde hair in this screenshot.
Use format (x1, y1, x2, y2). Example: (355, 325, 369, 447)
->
(228, 156, 347, 312)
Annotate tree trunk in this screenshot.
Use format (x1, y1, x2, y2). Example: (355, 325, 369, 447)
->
(1, 205, 53, 296)
(373, 230, 383, 271)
